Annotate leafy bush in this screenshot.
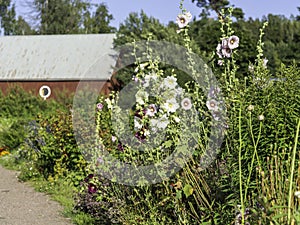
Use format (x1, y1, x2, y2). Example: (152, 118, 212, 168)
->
(19, 110, 87, 182)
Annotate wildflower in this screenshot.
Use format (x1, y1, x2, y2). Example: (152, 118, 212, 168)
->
(217, 59, 223, 66)
(221, 38, 228, 48)
(181, 98, 192, 110)
(206, 99, 219, 111)
(248, 64, 254, 73)
(135, 89, 149, 105)
(221, 47, 232, 58)
(88, 183, 97, 194)
(208, 86, 221, 98)
(157, 114, 170, 129)
(134, 117, 143, 130)
(104, 98, 114, 109)
(173, 116, 180, 123)
(145, 104, 157, 117)
(228, 35, 239, 49)
(216, 44, 223, 58)
(263, 58, 268, 68)
(96, 103, 103, 110)
(163, 98, 180, 113)
(96, 157, 104, 165)
(258, 114, 264, 121)
(247, 105, 254, 111)
(162, 89, 177, 101)
(295, 191, 300, 198)
(176, 12, 192, 28)
(163, 76, 178, 89)
(150, 114, 169, 130)
(212, 111, 221, 121)
(111, 136, 117, 142)
(143, 73, 158, 87)
(135, 130, 146, 142)
(132, 76, 139, 83)
(117, 142, 124, 151)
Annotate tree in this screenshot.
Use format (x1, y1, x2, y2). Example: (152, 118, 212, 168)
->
(0, 0, 16, 35)
(0, 0, 34, 35)
(191, 0, 244, 20)
(32, 0, 90, 34)
(83, 3, 116, 34)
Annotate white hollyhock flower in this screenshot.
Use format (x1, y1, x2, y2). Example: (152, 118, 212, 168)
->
(216, 43, 223, 58)
(143, 72, 158, 87)
(181, 98, 192, 110)
(228, 35, 239, 49)
(134, 117, 143, 130)
(163, 76, 178, 89)
(222, 47, 232, 58)
(145, 104, 157, 117)
(163, 98, 180, 114)
(206, 99, 219, 111)
(150, 114, 170, 130)
(135, 89, 149, 105)
(176, 12, 192, 28)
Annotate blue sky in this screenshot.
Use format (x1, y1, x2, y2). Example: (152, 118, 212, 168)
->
(93, 0, 299, 28)
(16, 0, 300, 28)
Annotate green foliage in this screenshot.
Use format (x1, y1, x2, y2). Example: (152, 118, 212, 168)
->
(0, 87, 63, 151)
(31, 0, 116, 34)
(20, 110, 87, 181)
(83, 3, 116, 34)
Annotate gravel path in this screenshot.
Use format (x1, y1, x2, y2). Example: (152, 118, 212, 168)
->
(0, 166, 73, 225)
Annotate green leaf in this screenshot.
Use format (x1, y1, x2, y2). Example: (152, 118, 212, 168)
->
(183, 184, 193, 198)
(176, 190, 182, 199)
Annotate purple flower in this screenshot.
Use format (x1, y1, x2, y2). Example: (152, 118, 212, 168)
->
(96, 157, 104, 165)
(84, 174, 94, 182)
(135, 130, 147, 142)
(117, 142, 124, 151)
(88, 183, 97, 194)
(96, 103, 103, 110)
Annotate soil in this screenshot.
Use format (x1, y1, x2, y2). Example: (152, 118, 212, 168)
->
(0, 165, 73, 225)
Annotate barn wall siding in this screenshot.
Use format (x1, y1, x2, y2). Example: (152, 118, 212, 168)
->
(0, 80, 112, 99)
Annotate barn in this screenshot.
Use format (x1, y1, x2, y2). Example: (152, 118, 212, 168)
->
(0, 33, 117, 99)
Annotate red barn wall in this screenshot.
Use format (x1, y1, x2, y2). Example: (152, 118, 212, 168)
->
(0, 80, 112, 99)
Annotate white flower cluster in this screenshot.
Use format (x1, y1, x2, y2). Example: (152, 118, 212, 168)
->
(133, 73, 193, 138)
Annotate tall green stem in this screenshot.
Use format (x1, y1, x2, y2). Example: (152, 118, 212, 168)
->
(238, 104, 245, 224)
(288, 119, 300, 224)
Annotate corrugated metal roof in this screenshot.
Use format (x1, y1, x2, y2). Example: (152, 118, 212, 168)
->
(0, 34, 117, 81)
